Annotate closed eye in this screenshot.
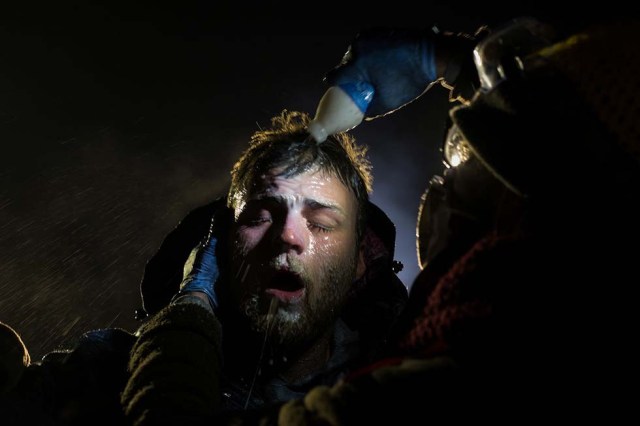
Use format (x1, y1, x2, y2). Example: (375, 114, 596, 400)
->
(237, 206, 273, 228)
(248, 217, 272, 226)
(308, 222, 331, 233)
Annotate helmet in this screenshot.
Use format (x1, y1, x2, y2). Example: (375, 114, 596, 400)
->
(415, 16, 640, 269)
(448, 17, 640, 198)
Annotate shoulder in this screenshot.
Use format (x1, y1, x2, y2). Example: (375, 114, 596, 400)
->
(41, 327, 136, 365)
(2, 326, 136, 425)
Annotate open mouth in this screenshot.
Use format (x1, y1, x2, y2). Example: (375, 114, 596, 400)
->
(264, 270, 305, 303)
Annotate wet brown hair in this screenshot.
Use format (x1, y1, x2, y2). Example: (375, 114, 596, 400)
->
(228, 110, 373, 240)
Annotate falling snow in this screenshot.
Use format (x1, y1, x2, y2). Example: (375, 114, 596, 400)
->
(0, 3, 500, 360)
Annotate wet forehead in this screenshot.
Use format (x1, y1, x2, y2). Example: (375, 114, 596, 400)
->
(250, 168, 356, 213)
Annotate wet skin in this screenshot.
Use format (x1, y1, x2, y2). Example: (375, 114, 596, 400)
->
(229, 166, 363, 346)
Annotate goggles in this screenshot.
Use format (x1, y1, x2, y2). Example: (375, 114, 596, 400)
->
(442, 124, 472, 169)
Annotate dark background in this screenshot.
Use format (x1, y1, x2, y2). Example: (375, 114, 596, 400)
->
(0, 2, 624, 359)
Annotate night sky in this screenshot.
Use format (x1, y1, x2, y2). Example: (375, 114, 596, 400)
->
(0, 2, 620, 359)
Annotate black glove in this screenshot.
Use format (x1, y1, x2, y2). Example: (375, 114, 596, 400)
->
(175, 227, 220, 311)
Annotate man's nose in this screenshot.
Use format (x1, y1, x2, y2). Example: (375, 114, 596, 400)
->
(278, 213, 308, 254)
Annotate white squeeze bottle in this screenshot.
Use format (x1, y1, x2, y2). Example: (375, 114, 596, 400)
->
(307, 83, 375, 143)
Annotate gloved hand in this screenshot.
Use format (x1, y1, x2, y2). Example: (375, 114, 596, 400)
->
(324, 27, 480, 118)
(177, 232, 220, 311)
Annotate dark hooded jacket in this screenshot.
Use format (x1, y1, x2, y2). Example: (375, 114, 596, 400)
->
(1, 196, 407, 425)
(122, 196, 407, 421)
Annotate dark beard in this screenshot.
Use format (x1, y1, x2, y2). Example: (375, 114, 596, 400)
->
(232, 249, 359, 351)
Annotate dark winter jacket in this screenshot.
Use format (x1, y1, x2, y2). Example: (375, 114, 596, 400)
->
(121, 196, 407, 421)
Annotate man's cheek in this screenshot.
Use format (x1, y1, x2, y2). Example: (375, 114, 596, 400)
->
(312, 237, 349, 259)
(301, 248, 336, 277)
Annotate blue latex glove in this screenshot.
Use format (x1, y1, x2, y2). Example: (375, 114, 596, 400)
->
(178, 234, 219, 310)
(324, 27, 439, 118)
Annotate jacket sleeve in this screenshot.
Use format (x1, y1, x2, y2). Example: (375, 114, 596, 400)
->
(121, 302, 223, 426)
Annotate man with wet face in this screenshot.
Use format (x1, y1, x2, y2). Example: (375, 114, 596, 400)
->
(0, 108, 406, 425)
(0, 110, 406, 424)
(217, 110, 373, 381)
(118, 109, 407, 419)
(228, 164, 363, 350)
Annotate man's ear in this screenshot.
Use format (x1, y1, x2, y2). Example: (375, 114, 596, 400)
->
(355, 242, 366, 281)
